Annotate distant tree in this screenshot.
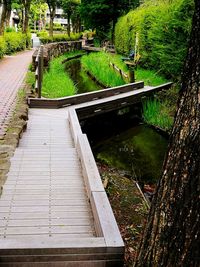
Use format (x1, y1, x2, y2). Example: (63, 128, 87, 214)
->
(21, 0, 31, 33)
(134, 0, 200, 266)
(61, 0, 80, 36)
(46, 0, 59, 37)
(30, 0, 48, 31)
(79, 0, 140, 41)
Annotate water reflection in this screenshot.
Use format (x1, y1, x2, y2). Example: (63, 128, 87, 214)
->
(64, 59, 102, 94)
(93, 125, 168, 184)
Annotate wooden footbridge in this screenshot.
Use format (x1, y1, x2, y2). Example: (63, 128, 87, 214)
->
(0, 81, 172, 266)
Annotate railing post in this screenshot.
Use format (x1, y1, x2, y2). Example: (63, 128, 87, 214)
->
(38, 45, 44, 98)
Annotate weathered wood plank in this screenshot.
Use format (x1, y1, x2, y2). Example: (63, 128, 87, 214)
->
(77, 134, 104, 196)
(91, 191, 124, 249)
(28, 82, 145, 108)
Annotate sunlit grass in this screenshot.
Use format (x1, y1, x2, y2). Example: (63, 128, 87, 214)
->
(42, 51, 84, 98)
(81, 52, 126, 87)
(135, 68, 168, 86)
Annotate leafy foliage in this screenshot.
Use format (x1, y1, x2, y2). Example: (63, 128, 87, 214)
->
(80, 0, 140, 40)
(0, 36, 6, 58)
(115, 0, 194, 79)
(39, 32, 81, 43)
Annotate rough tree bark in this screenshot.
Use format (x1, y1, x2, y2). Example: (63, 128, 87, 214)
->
(134, 1, 200, 266)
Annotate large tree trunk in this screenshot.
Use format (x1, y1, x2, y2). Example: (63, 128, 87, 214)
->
(134, 1, 200, 266)
(0, 1, 7, 35)
(5, 0, 11, 27)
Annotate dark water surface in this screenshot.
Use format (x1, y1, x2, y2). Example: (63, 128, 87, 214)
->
(82, 111, 168, 184)
(65, 59, 102, 94)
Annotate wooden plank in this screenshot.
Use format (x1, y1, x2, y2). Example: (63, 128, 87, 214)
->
(0, 237, 106, 251)
(0, 261, 108, 267)
(28, 82, 145, 108)
(91, 191, 124, 249)
(0, 254, 123, 264)
(77, 134, 104, 196)
(68, 108, 82, 144)
(0, 211, 92, 220)
(0, 218, 92, 227)
(1, 225, 94, 235)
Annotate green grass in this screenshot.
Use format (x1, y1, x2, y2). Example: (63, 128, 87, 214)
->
(26, 71, 35, 88)
(135, 68, 168, 86)
(81, 52, 126, 87)
(142, 98, 174, 131)
(42, 51, 84, 98)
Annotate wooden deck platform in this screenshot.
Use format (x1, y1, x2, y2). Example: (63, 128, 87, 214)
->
(0, 109, 124, 266)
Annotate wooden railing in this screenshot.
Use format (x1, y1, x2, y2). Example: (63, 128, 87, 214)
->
(109, 62, 129, 82)
(109, 62, 135, 83)
(34, 45, 44, 98)
(68, 108, 125, 252)
(28, 81, 144, 108)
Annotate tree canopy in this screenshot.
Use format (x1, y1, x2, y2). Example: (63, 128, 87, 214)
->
(79, 0, 140, 40)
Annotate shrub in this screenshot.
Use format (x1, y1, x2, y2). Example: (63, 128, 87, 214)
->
(37, 30, 48, 38)
(115, 0, 194, 79)
(40, 33, 81, 44)
(0, 36, 6, 58)
(45, 23, 65, 31)
(4, 32, 26, 54)
(5, 27, 16, 33)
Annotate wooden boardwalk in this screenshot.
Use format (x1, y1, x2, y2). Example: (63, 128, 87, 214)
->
(0, 109, 124, 266)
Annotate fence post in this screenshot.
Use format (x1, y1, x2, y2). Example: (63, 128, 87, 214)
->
(38, 45, 44, 98)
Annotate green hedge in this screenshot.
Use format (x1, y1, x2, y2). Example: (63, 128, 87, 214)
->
(115, 0, 194, 79)
(40, 33, 82, 44)
(0, 32, 31, 57)
(0, 36, 6, 58)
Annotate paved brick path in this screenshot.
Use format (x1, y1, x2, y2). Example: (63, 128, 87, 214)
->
(0, 50, 34, 138)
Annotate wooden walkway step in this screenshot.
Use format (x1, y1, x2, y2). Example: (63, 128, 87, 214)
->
(0, 108, 124, 266)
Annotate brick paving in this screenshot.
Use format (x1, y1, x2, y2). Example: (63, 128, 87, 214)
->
(0, 50, 34, 138)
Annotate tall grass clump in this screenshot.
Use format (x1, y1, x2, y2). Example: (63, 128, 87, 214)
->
(81, 52, 126, 87)
(115, 0, 194, 79)
(42, 51, 85, 98)
(142, 98, 174, 131)
(135, 68, 168, 86)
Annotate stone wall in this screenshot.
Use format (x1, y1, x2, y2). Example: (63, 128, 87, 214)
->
(32, 41, 82, 70)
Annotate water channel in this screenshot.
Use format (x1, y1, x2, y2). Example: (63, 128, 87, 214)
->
(65, 59, 168, 185)
(65, 59, 102, 93)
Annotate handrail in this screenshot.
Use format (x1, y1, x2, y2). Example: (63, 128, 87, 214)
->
(34, 45, 44, 98)
(68, 108, 124, 248)
(28, 81, 144, 108)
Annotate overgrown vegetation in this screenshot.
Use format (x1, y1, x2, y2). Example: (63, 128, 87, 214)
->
(142, 86, 179, 131)
(42, 52, 85, 98)
(135, 68, 168, 86)
(81, 52, 127, 87)
(115, 0, 194, 79)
